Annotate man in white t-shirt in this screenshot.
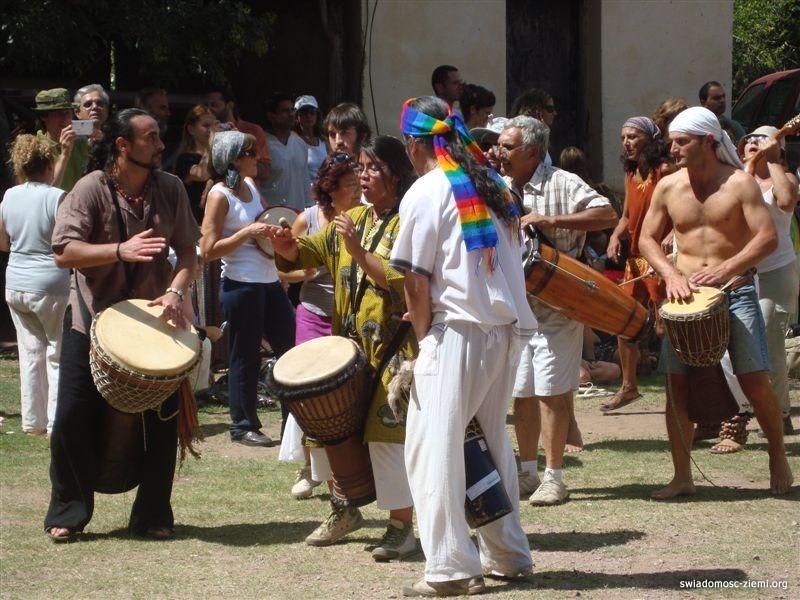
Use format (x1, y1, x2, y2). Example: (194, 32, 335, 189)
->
(498, 116, 617, 506)
(263, 93, 311, 211)
(391, 96, 536, 597)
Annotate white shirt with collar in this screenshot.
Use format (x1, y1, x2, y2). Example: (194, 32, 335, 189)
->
(508, 162, 610, 258)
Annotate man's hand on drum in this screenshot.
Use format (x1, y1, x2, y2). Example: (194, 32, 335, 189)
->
(118, 228, 167, 262)
(664, 271, 694, 302)
(688, 263, 733, 288)
(520, 211, 554, 229)
(334, 213, 365, 259)
(149, 292, 188, 329)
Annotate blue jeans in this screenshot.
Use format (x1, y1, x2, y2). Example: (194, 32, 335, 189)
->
(220, 279, 295, 438)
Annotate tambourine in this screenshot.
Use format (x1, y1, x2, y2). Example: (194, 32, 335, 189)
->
(254, 206, 300, 258)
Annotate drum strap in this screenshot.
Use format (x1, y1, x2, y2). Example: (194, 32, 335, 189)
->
(346, 208, 398, 328)
(107, 181, 157, 297)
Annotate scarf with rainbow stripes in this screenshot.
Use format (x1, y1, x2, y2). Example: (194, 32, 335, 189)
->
(400, 99, 519, 265)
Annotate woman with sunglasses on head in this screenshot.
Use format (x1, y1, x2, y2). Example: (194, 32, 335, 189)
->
(739, 128, 799, 437)
(200, 131, 296, 448)
(270, 138, 419, 561)
(281, 151, 363, 499)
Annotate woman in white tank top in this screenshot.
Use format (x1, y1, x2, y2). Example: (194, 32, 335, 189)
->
(200, 131, 296, 446)
(741, 128, 799, 432)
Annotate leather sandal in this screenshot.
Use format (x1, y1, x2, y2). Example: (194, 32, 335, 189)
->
(46, 526, 76, 543)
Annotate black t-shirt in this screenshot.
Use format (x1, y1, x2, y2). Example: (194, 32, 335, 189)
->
(175, 153, 205, 224)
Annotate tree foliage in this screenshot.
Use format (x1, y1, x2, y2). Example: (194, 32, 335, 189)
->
(1, 0, 275, 87)
(733, 0, 800, 98)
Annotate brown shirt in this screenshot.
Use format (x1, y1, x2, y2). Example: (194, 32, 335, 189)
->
(52, 170, 200, 333)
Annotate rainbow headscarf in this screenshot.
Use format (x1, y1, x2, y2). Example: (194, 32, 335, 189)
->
(400, 98, 519, 262)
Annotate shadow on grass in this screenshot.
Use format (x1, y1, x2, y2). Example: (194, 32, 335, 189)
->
(583, 439, 667, 453)
(527, 529, 645, 552)
(484, 568, 749, 593)
(571, 482, 799, 502)
(199, 422, 231, 438)
(1, 410, 21, 418)
(176, 518, 387, 546)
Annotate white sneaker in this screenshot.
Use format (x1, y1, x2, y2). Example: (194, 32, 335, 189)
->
(371, 518, 417, 561)
(291, 466, 322, 499)
(305, 506, 363, 546)
(528, 474, 569, 506)
(518, 471, 540, 498)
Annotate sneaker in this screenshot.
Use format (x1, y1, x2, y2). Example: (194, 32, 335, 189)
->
(305, 506, 363, 546)
(529, 474, 569, 506)
(371, 518, 417, 561)
(291, 466, 322, 499)
(518, 471, 540, 498)
(402, 577, 485, 597)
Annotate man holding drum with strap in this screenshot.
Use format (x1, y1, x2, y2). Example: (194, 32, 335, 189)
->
(498, 116, 617, 506)
(391, 97, 536, 597)
(45, 108, 199, 541)
(639, 106, 793, 498)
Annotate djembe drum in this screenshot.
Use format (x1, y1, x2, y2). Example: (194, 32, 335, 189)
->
(90, 299, 201, 493)
(254, 206, 300, 259)
(659, 286, 729, 368)
(266, 336, 376, 508)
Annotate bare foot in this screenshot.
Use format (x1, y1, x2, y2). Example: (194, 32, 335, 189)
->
(565, 417, 584, 453)
(769, 455, 794, 495)
(651, 478, 696, 501)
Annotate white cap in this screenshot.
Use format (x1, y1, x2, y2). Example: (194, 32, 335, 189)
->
(470, 116, 508, 145)
(294, 95, 319, 111)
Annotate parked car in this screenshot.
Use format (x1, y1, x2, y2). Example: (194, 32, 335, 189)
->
(732, 68, 800, 171)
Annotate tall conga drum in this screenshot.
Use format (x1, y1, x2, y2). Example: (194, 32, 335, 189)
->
(266, 336, 376, 507)
(90, 299, 201, 493)
(523, 237, 651, 341)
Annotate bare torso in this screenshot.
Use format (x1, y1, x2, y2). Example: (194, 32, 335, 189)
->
(662, 167, 753, 276)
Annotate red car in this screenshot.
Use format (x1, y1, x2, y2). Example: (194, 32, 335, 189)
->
(732, 68, 800, 171)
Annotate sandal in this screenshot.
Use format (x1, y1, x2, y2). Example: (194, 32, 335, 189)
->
(710, 414, 749, 454)
(600, 390, 642, 413)
(46, 526, 76, 543)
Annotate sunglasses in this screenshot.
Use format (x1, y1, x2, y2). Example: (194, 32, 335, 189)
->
(82, 99, 107, 108)
(238, 149, 256, 158)
(743, 134, 768, 143)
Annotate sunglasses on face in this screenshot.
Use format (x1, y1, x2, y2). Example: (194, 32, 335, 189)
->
(744, 134, 767, 143)
(82, 99, 107, 108)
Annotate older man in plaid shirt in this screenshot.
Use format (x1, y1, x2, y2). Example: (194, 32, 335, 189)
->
(498, 116, 618, 505)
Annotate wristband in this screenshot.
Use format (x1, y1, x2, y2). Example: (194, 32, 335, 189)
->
(165, 287, 184, 301)
(116, 243, 122, 262)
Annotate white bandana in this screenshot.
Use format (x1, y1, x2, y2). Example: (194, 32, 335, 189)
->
(669, 106, 743, 169)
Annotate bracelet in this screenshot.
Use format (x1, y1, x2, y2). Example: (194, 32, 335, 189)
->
(165, 287, 184, 301)
(116, 243, 122, 262)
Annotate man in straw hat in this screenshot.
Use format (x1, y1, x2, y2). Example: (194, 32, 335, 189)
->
(638, 106, 793, 499)
(34, 88, 90, 191)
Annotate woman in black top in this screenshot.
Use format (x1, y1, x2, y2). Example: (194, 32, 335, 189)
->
(174, 104, 217, 223)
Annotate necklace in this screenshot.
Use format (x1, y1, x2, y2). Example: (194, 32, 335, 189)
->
(112, 176, 150, 204)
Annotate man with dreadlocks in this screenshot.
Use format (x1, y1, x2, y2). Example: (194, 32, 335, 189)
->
(390, 96, 536, 597)
(44, 108, 199, 542)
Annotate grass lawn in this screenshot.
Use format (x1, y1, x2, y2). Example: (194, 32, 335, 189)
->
(1, 353, 798, 599)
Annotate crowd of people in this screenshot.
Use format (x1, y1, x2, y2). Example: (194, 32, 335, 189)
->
(1, 64, 798, 597)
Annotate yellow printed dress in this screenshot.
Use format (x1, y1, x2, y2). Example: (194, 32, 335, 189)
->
(294, 205, 417, 444)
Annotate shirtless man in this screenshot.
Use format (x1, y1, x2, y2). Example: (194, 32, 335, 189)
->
(639, 107, 793, 498)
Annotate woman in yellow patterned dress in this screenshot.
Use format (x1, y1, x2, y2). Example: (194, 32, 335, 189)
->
(271, 137, 418, 560)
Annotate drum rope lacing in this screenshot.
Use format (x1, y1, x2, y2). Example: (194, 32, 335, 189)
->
(534, 250, 599, 292)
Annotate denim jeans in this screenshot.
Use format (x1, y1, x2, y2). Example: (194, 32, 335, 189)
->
(220, 278, 295, 438)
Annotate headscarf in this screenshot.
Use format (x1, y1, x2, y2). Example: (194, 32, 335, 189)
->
(668, 107, 743, 169)
(622, 116, 661, 140)
(400, 98, 519, 266)
(211, 130, 246, 188)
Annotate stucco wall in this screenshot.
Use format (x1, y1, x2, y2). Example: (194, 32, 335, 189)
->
(599, 0, 733, 189)
(361, 0, 506, 138)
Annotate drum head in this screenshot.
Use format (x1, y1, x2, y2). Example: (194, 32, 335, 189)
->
(273, 336, 359, 386)
(94, 299, 200, 376)
(255, 206, 300, 255)
(660, 286, 724, 316)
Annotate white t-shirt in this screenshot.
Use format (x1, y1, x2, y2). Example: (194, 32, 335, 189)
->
(303, 137, 328, 185)
(214, 179, 278, 284)
(390, 168, 536, 335)
(263, 132, 312, 211)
